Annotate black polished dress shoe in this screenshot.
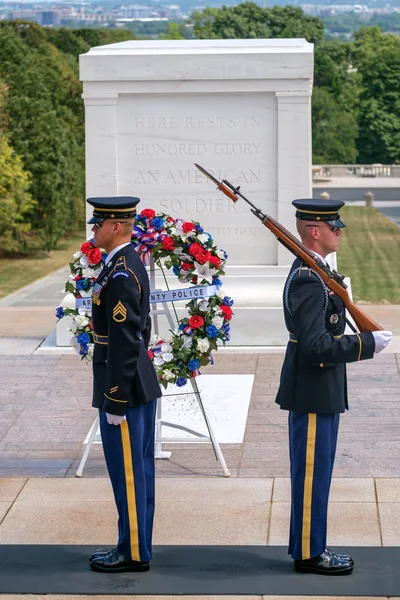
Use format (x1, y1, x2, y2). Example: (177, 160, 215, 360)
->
(326, 548, 354, 566)
(89, 548, 116, 563)
(90, 548, 150, 573)
(294, 549, 353, 575)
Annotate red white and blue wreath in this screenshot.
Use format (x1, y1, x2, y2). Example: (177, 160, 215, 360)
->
(56, 209, 234, 387)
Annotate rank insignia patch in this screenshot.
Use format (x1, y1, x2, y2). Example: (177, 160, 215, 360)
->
(113, 301, 127, 322)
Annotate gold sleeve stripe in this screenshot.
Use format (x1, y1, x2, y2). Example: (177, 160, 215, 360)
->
(110, 386, 118, 393)
(355, 333, 362, 361)
(121, 421, 141, 561)
(104, 393, 127, 404)
(302, 413, 317, 560)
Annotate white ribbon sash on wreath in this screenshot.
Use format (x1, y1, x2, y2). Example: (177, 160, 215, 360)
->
(75, 285, 218, 314)
(150, 285, 218, 304)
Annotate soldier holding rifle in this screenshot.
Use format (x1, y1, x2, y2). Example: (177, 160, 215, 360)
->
(276, 199, 391, 575)
(194, 165, 393, 576)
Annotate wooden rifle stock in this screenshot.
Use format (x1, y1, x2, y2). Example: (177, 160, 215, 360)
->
(194, 163, 383, 333)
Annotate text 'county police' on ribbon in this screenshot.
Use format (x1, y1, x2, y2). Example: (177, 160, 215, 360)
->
(150, 285, 218, 303)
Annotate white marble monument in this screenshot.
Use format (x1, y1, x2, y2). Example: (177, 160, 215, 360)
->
(79, 39, 314, 345)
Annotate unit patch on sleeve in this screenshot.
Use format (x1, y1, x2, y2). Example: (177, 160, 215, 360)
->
(113, 300, 127, 322)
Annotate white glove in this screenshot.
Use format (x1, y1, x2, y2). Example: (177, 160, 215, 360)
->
(106, 413, 126, 426)
(372, 330, 392, 354)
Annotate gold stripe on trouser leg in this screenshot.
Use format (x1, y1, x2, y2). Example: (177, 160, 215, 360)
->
(301, 413, 317, 560)
(120, 420, 140, 561)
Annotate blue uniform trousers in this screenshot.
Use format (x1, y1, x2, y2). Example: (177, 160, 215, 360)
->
(288, 411, 340, 561)
(99, 400, 156, 563)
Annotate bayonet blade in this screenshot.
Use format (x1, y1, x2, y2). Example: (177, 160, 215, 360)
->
(194, 163, 221, 187)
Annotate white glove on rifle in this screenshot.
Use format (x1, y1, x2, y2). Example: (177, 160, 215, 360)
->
(372, 330, 392, 354)
(106, 413, 127, 426)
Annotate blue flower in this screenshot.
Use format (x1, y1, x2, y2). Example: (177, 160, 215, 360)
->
(176, 377, 187, 387)
(76, 279, 88, 291)
(136, 212, 142, 221)
(188, 359, 200, 371)
(222, 323, 231, 334)
(179, 323, 187, 331)
(173, 265, 180, 276)
(55, 306, 65, 319)
(79, 344, 89, 356)
(213, 277, 222, 287)
(220, 249, 228, 260)
(222, 296, 234, 306)
(77, 332, 91, 345)
(151, 217, 165, 231)
(206, 325, 219, 339)
(195, 225, 203, 233)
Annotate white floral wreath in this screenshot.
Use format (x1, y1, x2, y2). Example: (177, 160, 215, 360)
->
(56, 209, 234, 388)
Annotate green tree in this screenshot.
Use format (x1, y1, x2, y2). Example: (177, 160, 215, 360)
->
(0, 82, 35, 253)
(0, 21, 85, 249)
(159, 22, 185, 40)
(191, 3, 324, 43)
(353, 27, 400, 163)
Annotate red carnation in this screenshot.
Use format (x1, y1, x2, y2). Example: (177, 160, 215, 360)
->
(188, 242, 203, 257)
(195, 248, 211, 265)
(181, 262, 193, 271)
(80, 241, 92, 254)
(189, 315, 204, 329)
(220, 305, 233, 321)
(162, 236, 175, 251)
(182, 221, 195, 233)
(87, 247, 102, 265)
(141, 208, 156, 219)
(209, 255, 221, 267)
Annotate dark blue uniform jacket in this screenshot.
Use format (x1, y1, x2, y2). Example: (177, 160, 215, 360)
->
(276, 258, 375, 414)
(91, 244, 161, 416)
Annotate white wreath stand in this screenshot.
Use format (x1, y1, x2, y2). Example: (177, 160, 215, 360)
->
(76, 257, 230, 478)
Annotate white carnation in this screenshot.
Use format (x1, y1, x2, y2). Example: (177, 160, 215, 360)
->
(74, 315, 89, 328)
(73, 251, 82, 259)
(162, 369, 175, 381)
(198, 299, 210, 313)
(82, 267, 96, 279)
(216, 289, 225, 299)
(80, 255, 89, 268)
(216, 249, 226, 260)
(211, 316, 224, 330)
(197, 233, 209, 244)
(197, 338, 210, 353)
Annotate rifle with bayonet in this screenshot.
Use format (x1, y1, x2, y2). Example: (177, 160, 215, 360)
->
(194, 163, 382, 333)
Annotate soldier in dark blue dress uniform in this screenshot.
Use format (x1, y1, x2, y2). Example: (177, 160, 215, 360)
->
(85, 197, 161, 573)
(276, 199, 392, 575)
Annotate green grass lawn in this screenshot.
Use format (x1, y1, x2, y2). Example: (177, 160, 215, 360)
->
(337, 206, 400, 304)
(0, 232, 85, 299)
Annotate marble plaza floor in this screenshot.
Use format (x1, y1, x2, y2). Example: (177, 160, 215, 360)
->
(1, 304, 400, 599)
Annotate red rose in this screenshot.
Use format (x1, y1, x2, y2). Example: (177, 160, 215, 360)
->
(191, 276, 198, 284)
(182, 221, 195, 233)
(74, 275, 82, 281)
(80, 241, 92, 254)
(188, 315, 204, 329)
(148, 349, 154, 360)
(209, 255, 221, 267)
(220, 305, 233, 321)
(181, 262, 193, 271)
(194, 248, 211, 265)
(141, 208, 156, 219)
(162, 236, 175, 251)
(86, 247, 102, 265)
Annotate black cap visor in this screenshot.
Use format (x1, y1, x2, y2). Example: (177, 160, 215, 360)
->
(327, 218, 346, 229)
(87, 215, 105, 225)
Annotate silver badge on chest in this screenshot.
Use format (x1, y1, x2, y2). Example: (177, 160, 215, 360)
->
(330, 313, 339, 325)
